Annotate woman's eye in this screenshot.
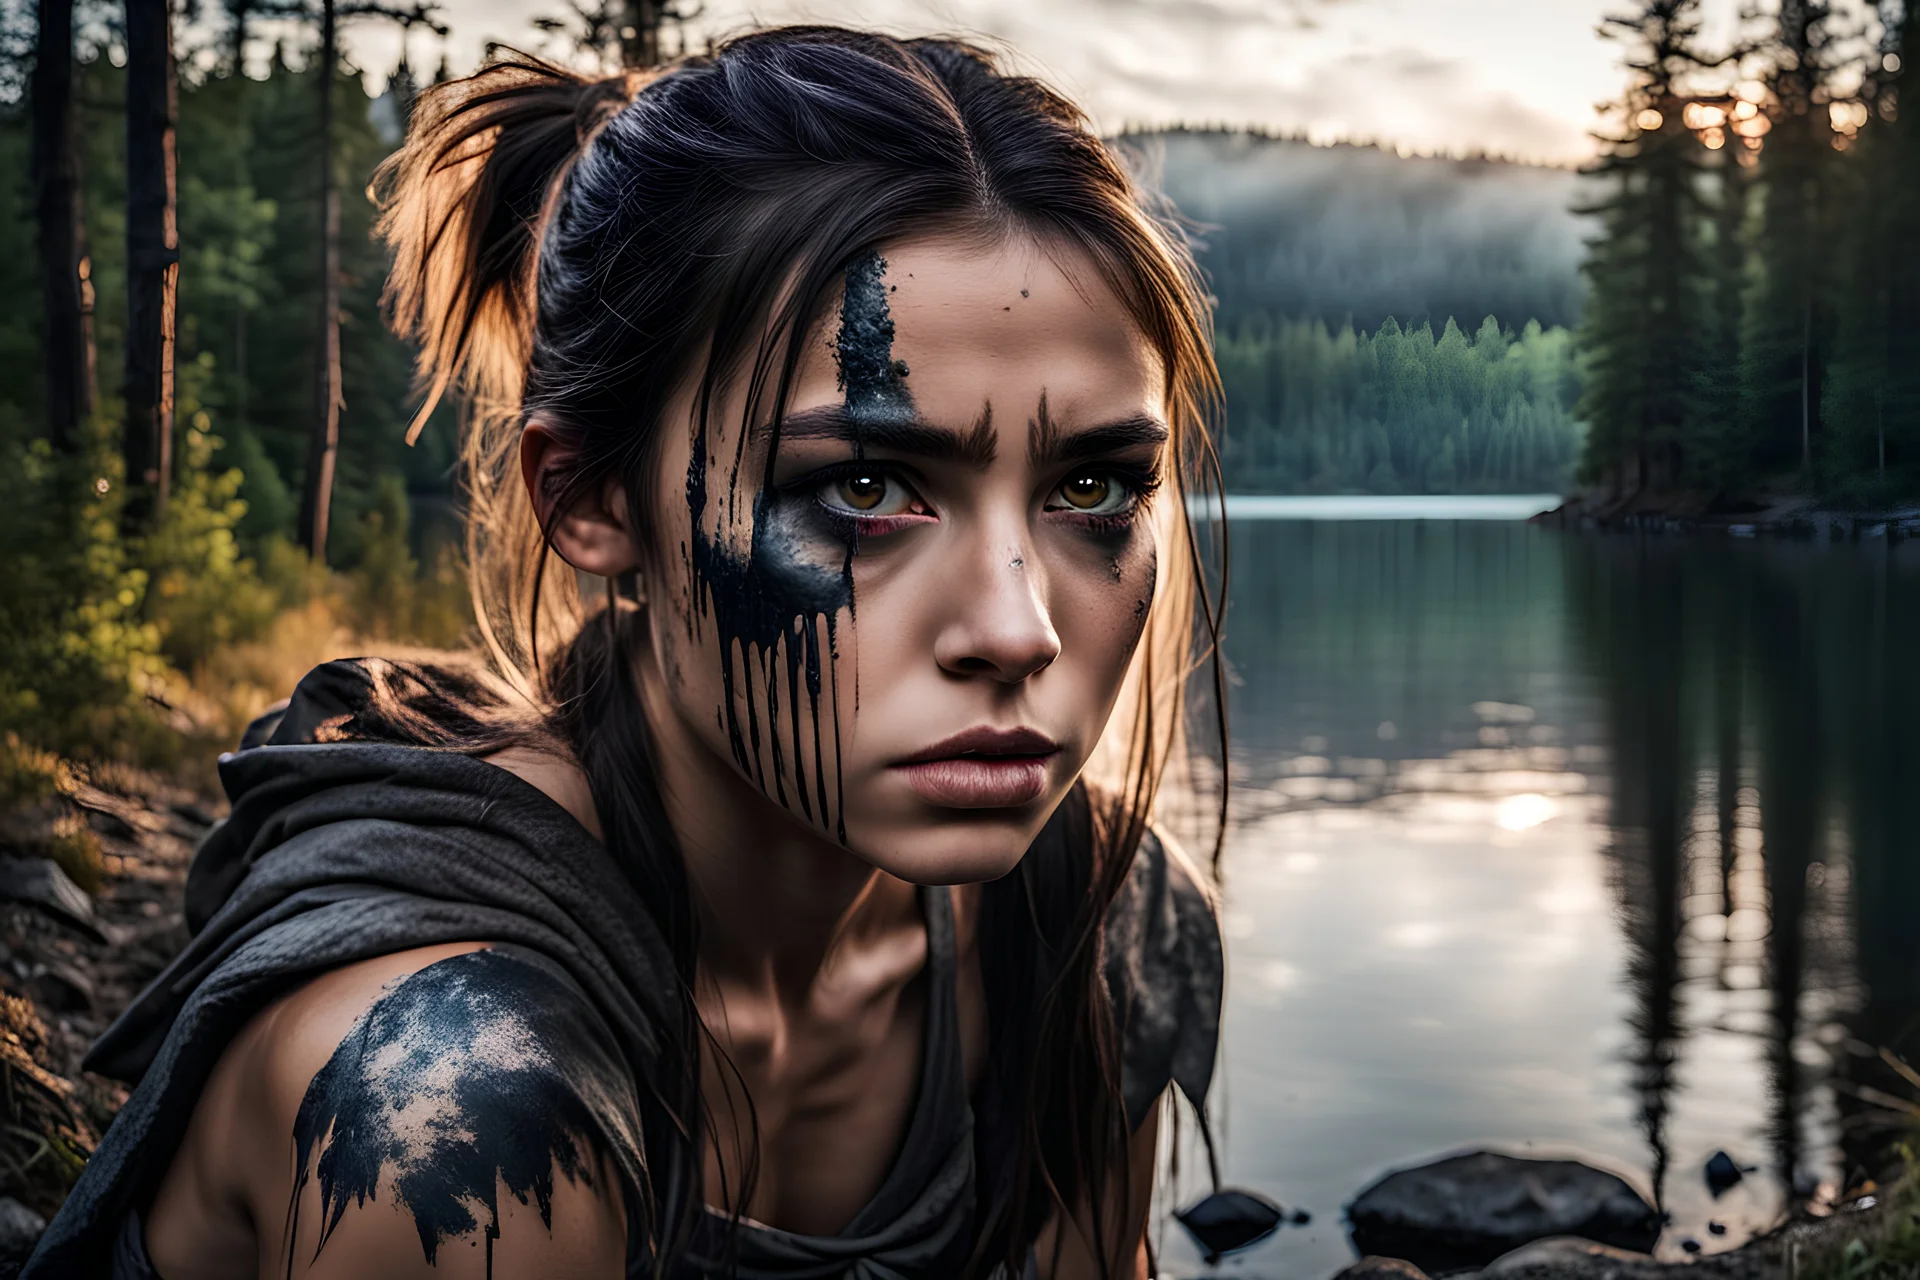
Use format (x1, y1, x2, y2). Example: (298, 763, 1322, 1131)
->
(1049, 472, 1132, 516)
(818, 471, 919, 518)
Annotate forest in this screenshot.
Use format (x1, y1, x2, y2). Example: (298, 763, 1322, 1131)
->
(1212, 314, 1583, 494)
(2, 0, 1919, 771)
(1142, 130, 1589, 493)
(1574, 0, 1920, 510)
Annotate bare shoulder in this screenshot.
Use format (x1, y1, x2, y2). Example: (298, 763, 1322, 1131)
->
(148, 943, 631, 1280)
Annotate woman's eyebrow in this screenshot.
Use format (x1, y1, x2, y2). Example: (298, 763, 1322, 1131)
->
(1029, 413, 1170, 467)
(767, 403, 998, 469)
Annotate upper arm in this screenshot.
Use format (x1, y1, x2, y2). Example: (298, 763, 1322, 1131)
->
(155, 943, 635, 1280)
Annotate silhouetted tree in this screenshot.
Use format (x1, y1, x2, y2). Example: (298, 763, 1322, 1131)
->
(1823, 1, 1920, 494)
(1577, 0, 1722, 498)
(532, 0, 698, 70)
(124, 0, 179, 528)
(1740, 0, 1846, 481)
(30, 0, 94, 450)
(293, 0, 443, 561)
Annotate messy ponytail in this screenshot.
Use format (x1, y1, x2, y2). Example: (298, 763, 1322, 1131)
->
(374, 56, 646, 689)
(374, 30, 1227, 1278)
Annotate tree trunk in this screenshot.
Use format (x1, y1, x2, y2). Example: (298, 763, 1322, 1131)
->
(125, 0, 179, 530)
(30, 0, 94, 450)
(298, 0, 342, 561)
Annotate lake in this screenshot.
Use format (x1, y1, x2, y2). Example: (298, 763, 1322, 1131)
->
(1156, 500, 1920, 1278)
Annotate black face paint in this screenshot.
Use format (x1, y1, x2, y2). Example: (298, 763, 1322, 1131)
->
(837, 250, 914, 432)
(286, 951, 632, 1279)
(684, 250, 911, 843)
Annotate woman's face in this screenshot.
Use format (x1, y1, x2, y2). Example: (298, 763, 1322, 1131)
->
(644, 233, 1165, 884)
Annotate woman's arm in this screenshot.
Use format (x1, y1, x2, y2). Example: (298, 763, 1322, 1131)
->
(1034, 1093, 1163, 1280)
(147, 943, 629, 1280)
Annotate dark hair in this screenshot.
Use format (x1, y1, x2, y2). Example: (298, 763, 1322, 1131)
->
(375, 27, 1226, 1277)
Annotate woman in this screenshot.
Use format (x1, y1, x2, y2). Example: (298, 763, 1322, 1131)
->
(25, 26, 1228, 1280)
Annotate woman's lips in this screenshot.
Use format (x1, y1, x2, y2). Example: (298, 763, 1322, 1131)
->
(892, 727, 1060, 809)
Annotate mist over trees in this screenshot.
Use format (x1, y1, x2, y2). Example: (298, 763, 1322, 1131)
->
(1139, 129, 1591, 336)
(1139, 129, 1592, 492)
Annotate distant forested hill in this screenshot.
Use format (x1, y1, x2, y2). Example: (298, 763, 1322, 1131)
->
(1127, 130, 1592, 493)
(1132, 129, 1591, 334)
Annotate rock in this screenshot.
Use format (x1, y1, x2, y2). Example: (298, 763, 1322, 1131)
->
(168, 800, 217, 829)
(1704, 1151, 1749, 1197)
(0, 857, 105, 941)
(1478, 1236, 1656, 1277)
(29, 959, 94, 1012)
(1347, 1151, 1661, 1273)
(81, 806, 140, 841)
(0, 1197, 47, 1262)
(1175, 1187, 1285, 1259)
(1330, 1257, 1431, 1280)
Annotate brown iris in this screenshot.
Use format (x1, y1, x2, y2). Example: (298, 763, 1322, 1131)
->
(838, 474, 888, 510)
(1058, 474, 1111, 510)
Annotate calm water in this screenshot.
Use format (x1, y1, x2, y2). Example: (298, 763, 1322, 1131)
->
(1156, 506, 1920, 1278)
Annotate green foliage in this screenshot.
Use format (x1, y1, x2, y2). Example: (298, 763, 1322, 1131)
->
(140, 419, 280, 671)
(1216, 313, 1584, 493)
(0, 435, 172, 762)
(0, 46, 481, 767)
(1794, 1159, 1920, 1280)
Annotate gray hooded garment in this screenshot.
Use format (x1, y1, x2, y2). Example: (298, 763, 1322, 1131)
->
(23, 660, 1222, 1279)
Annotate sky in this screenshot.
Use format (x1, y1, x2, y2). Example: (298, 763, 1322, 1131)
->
(334, 0, 1756, 166)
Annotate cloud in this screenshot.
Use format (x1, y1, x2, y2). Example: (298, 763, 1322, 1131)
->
(337, 0, 1605, 164)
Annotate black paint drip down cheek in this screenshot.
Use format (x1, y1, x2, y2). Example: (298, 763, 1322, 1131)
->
(682, 250, 912, 844)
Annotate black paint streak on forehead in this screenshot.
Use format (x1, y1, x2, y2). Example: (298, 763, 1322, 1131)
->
(836, 250, 915, 436)
(681, 250, 912, 844)
(284, 950, 634, 1280)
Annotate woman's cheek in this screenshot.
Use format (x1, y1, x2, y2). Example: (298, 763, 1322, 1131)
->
(1056, 523, 1158, 680)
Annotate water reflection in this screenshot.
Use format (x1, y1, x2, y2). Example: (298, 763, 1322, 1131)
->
(1166, 518, 1918, 1279)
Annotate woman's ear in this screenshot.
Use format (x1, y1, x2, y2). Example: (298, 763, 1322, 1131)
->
(520, 421, 641, 578)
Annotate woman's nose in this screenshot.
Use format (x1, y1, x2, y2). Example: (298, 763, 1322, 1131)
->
(933, 548, 1062, 683)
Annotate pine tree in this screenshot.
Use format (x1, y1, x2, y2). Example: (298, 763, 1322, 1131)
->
(1823, 1, 1920, 494)
(29, 0, 94, 450)
(124, 0, 181, 528)
(1739, 0, 1845, 483)
(1575, 0, 1722, 501)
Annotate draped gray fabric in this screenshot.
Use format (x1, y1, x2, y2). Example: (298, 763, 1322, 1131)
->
(27, 659, 1221, 1279)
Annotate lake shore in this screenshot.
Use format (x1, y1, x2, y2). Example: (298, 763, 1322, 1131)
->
(1532, 493, 1920, 541)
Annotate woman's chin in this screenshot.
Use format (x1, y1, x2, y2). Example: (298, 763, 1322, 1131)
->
(848, 814, 1046, 887)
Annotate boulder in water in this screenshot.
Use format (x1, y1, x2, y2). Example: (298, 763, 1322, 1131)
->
(1704, 1151, 1751, 1198)
(1174, 1187, 1285, 1259)
(1346, 1151, 1661, 1273)
(1478, 1235, 1657, 1278)
(1330, 1257, 1431, 1280)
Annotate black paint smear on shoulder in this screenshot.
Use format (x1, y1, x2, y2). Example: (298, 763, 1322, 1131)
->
(285, 949, 635, 1279)
(684, 250, 913, 843)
